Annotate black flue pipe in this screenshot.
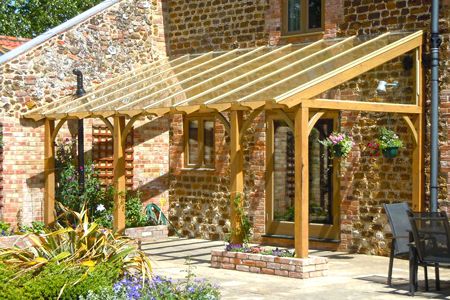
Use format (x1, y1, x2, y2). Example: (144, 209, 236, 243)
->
(430, 0, 441, 212)
(73, 69, 86, 192)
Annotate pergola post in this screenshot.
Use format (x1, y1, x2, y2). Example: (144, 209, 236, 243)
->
(295, 106, 309, 258)
(113, 115, 126, 232)
(230, 110, 244, 243)
(412, 115, 424, 212)
(44, 118, 56, 225)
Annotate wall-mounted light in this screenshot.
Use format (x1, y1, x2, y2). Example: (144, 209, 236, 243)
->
(376, 80, 399, 94)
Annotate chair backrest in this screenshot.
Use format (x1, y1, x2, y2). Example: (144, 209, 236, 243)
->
(408, 211, 450, 263)
(384, 202, 411, 255)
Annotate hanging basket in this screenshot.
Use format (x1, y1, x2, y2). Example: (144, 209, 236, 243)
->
(333, 144, 344, 158)
(382, 147, 399, 158)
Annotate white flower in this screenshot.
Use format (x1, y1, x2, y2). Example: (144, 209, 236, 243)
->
(96, 204, 106, 212)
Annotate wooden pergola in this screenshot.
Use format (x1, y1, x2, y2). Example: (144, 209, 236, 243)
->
(24, 31, 424, 258)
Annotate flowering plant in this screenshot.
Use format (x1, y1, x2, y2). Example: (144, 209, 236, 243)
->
(376, 127, 403, 150)
(319, 132, 354, 158)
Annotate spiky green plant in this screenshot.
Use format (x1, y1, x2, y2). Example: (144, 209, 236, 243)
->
(0, 204, 151, 281)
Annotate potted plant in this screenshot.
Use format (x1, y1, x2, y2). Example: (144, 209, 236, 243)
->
(376, 127, 404, 158)
(320, 132, 354, 158)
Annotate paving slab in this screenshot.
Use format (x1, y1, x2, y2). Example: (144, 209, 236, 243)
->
(142, 238, 450, 300)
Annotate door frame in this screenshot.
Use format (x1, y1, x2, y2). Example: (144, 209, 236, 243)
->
(265, 110, 341, 240)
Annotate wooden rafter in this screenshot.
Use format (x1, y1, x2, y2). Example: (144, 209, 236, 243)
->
(279, 31, 423, 107)
(90, 51, 217, 112)
(128, 46, 267, 111)
(202, 38, 350, 106)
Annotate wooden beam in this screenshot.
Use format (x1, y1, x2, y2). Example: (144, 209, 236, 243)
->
(230, 110, 244, 243)
(295, 106, 309, 258)
(122, 115, 141, 145)
(275, 110, 294, 131)
(279, 31, 423, 107)
(308, 111, 325, 135)
(99, 116, 114, 135)
(239, 108, 263, 142)
(113, 116, 126, 232)
(44, 119, 56, 225)
(302, 99, 421, 114)
(215, 112, 230, 135)
(51, 117, 68, 142)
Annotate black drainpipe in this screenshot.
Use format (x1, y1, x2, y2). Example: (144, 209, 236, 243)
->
(430, 0, 441, 212)
(73, 69, 86, 193)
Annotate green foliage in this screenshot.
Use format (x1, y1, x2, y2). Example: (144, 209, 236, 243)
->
(376, 127, 404, 150)
(94, 192, 151, 229)
(230, 194, 252, 244)
(0, 221, 11, 235)
(0, 0, 102, 38)
(0, 262, 120, 300)
(0, 205, 152, 281)
(55, 138, 114, 220)
(20, 221, 45, 234)
(126, 192, 150, 228)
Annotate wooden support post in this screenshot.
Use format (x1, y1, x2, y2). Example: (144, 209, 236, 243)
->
(44, 119, 55, 225)
(230, 110, 244, 243)
(412, 115, 424, 212)
(113, 116, 126, 232)
(295, 106, 309, 258)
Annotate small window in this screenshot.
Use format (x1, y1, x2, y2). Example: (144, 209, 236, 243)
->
(185, 117, 215, 168)
(283, 0, 323, 35)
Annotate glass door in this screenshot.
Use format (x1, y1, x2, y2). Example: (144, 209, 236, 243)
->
(266, 113, 340, 239)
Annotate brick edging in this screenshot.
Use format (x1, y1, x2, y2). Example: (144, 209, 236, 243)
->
(211, 250, 328, 279)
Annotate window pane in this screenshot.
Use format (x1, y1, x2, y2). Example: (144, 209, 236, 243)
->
(273, 120, 295, 222)
(309, 119, 333, 224)
(308, 0, 322, 29)
(188, 120, 199, 165)
(287, 0, 301, 32)
(204, 120, 215, 167)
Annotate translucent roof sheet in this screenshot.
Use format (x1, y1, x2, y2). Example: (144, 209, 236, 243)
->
(24, 31, 423, 120)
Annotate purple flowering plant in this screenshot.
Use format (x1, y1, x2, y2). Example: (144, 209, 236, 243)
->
(319, 131, 354, 158)
(225, 243, 294, 257)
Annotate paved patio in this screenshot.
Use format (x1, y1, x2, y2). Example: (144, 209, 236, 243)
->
(142, 238, 450, 300)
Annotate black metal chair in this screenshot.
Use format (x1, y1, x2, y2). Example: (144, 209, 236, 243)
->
(384, 203, 428, 287)
(408, 211, 450, 295)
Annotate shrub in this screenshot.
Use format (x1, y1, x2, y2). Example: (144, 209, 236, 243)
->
(0, 205, 152, 280)
(0, 221, 12, 236)
(0, 262, 121, 300)
(125, 192, 150, 228)
(55, 138, 113, 218)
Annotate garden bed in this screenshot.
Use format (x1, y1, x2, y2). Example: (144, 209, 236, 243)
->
(124, 225, 168, 242)
(211, 250, 328, 279)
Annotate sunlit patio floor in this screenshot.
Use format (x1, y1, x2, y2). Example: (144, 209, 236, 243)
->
(142, 238, 450, 300)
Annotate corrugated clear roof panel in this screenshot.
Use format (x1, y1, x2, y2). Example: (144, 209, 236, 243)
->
(115, 47, 273, 111)
(231, 33, 403, 104)
(312, 49, 416, 105)
(57, 53, 216, 114)
(29, 57, 183, 115)
(23, 31, 421, 119)
(173, 39, 341, 108)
